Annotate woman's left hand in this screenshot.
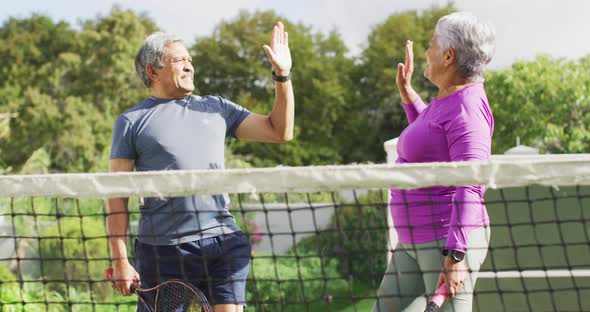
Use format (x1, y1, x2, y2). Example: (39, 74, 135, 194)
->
(437, 256, 468, 297)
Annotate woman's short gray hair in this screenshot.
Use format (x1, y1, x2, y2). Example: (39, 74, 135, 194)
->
(135, 32, 184, 88)
(435, 12, 496, 82)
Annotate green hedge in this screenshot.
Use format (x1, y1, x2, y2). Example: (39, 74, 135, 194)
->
(294, 190, 389, 284)
(246, 252, 349, 311)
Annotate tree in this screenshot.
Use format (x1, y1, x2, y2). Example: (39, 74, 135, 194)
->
(191, 10, 355, 166)
(346, 4, 456, 163)
(0, 15, 76, 90)
(0, 8, 158, 172)
(0, 15, 76, 171)
(39, 215, 111, 298)
(486, 55, 590, 154)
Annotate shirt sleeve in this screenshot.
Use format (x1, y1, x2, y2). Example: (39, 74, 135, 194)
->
(402, 97, 427, 123)
(110, 115, 137, 160)
(444, 101, 493, 252)
(218, 97, 251, 138)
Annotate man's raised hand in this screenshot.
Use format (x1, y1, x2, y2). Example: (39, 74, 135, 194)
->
(263, 21, 292, 76)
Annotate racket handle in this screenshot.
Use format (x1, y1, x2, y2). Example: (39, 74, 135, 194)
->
(424, 302, 441, 312)
(424, 284, 448, 312)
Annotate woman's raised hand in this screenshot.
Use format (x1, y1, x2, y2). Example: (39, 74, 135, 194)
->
(396, 40, 414, 90)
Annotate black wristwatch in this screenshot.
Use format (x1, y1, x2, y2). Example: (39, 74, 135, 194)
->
(272, 70, 291, 82)
(442, 249, 465, 263)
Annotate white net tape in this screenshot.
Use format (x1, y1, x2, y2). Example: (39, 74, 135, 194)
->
(1, 154, 590, 198)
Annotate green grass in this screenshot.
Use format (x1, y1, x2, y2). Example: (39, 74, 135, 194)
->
(279, 280, 376, 312)
(339, 298, 374, 312)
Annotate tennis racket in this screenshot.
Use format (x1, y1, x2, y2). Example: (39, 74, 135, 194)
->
(424, 284, 448, 312)
(106, 268, 212, 312)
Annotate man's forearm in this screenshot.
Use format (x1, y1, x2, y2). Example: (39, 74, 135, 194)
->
(269, 80, 294, 141)
(107, 198, 130, 266)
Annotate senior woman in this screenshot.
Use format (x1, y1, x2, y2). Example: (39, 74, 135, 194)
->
(373, 12, 496, 312)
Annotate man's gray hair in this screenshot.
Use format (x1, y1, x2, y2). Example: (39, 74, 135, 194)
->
(435, 12, 496, 82)
(135, 32, 185, 88)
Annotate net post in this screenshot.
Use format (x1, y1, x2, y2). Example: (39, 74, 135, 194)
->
(384, 138, 399, 263)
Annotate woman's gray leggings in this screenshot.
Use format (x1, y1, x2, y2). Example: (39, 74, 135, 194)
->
(373, 226, 491, 312)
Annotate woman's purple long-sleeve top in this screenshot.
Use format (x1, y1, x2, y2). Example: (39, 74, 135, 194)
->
(390, 83, 494, 252)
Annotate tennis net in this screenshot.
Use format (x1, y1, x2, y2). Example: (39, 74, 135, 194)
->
(0, 154, 589, 311)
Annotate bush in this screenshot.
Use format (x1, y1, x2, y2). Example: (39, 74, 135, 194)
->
(246, 252, 348, 312)
(0, 264, 15, 282)
(294, 190, 389, 284)
(0, 281, 67, 312)
(38, 215, 111, 299)
(0, 280, 137, 312)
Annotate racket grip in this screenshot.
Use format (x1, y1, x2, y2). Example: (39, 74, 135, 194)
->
(424, 302, 441, 312)
(424, 284, 448, 312)
(105, 268, 113, 280)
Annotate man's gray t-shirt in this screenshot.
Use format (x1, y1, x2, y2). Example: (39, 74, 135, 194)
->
(110, 95, 251, 245)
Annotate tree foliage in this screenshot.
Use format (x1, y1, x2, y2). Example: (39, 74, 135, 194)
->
(0, 5, 588, 171)
(347, 4, 456, 163)
(0, 8, 157, 172)
(192, 10, 354, 166)
(486, 55, 590, 154)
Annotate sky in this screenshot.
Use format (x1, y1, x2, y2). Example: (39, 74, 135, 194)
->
(2, 0, 590, 69)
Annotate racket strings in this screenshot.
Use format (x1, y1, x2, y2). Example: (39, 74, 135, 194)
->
(157, 282, 203, 312)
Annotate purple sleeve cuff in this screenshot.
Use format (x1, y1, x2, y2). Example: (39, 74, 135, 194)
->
(402, 97, 427, 123)
(445, 238, 467, 253)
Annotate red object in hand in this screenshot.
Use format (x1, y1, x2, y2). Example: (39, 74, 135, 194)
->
(424, 284, 449, 312)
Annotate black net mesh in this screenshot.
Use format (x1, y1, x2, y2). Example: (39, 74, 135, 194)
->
(0, 166, 589, 311)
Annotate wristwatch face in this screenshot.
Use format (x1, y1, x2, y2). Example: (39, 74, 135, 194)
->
(451, 250, 465, 262)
